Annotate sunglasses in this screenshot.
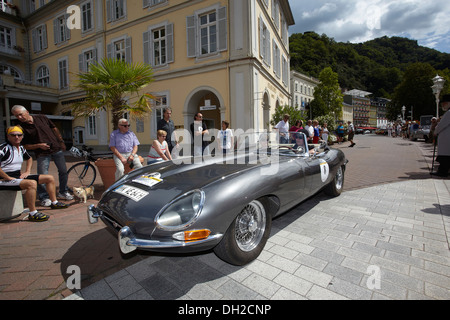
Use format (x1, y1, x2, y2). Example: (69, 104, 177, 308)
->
(9, 134, 23, 137)
(120, 124, 130, 127)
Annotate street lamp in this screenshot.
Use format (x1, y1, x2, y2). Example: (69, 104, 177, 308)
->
(432, 75, 445, 118)
(401, 106, 406, 121)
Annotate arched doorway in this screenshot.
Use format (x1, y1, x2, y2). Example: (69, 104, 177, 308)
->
(184, 87, 225, 132)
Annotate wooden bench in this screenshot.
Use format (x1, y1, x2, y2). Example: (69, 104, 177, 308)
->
(0, 190, 24, 221)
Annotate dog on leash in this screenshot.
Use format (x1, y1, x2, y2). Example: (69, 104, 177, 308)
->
(73, 186, 95, 203)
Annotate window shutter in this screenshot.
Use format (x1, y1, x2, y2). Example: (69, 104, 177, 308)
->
(65, 14, 71, 40)
(266, 31, 271, 66)
(259, 17, 263, 59)
(79, 53, 84, 72)
(186, 15, 197, 58)
(143, 30, 150, 64)
(125, 36, 132, 63)
(107, 43, 113, 59)
(143, 0, 150, 8)
(32, 28, 38, 52)
(42, 25, 48, 49)
(106, 0, 112, 22)
(218, 6, 227, 52)
(166, 23, 174, 63)
(53, 18, 58, 44)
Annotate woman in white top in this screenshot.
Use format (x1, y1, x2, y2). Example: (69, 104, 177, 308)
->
(148, 130, 173, 164)
(321, 123, 329, 145)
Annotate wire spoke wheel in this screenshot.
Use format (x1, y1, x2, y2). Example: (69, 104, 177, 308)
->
(234, 201, 266, 252)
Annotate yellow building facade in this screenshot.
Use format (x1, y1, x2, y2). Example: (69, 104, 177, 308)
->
(0, 0, 294, 149)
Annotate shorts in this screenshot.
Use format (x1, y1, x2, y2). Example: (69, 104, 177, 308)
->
(0, 174, 40, 191)
(348, 132, 355, 140)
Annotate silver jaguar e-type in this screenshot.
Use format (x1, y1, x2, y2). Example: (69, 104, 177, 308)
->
(88, 133, 347, 265)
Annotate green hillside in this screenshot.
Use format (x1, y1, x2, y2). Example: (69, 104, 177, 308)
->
(289, 32, 450, 98)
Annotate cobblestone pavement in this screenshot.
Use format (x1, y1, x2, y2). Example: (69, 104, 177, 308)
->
(1, 134, 449, 300)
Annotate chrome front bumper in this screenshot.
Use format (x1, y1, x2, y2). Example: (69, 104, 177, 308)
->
(87, 205, 223, 254)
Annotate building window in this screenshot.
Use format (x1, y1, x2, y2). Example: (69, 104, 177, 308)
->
(81, 1, 94, 32)
(32, 25, 47, 53)
(107, 36, 132, 63)
(58, 57, 69, 89)
(88, 115, 96, 136)
(0, 64, 22, 81)
(143, 0, 167, 8)
(186, 6, 227, 58)
(36, 65, 50, 87)
(144, 23, 174, 67)
(107, 0, 126, 22)
(151, 93, 168, 138)
(199, 11, 217, 55)
(79, 48, 97, 72)
(153, 28, 166, 65)
(54, 14, 71, 44)
(0, 26, 12, 50)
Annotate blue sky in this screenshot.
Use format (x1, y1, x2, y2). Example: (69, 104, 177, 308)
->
(289, 0, 450, 53)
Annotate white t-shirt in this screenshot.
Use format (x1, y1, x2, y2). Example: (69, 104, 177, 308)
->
(218, 129, 234, 150)
(275, 120, 289, 135)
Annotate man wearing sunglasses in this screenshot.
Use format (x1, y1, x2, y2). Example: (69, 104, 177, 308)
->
(11, 105, 73, 206)
(0, 126, 69, 222)
(109, 118, 143, 180)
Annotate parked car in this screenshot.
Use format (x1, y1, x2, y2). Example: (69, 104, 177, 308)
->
(87, 133, 348, 265)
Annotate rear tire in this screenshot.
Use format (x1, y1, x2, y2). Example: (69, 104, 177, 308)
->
(324, 165, 344, 197)
(214, 199, 271, 266)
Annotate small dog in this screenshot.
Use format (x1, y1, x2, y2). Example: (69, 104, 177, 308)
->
(73, 186, 95, 203)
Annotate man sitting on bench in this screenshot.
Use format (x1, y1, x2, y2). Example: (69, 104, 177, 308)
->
(0, 126, 69, 222)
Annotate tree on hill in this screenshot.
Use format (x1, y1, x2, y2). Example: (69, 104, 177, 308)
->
(309, 67, 343, 121)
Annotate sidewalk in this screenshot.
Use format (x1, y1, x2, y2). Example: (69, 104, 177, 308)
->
(1, 134, 449, 300)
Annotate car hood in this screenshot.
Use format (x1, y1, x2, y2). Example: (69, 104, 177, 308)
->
(97, 156, 261, 228)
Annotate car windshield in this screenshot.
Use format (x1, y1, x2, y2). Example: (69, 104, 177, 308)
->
(252, 131, 311, 157)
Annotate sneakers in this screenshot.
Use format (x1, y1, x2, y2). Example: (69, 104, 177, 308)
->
(58, 191, 74, 201)
(51, 202, 69, 210)
(41, 199, 52, 207)
(28, 212, 49, 222)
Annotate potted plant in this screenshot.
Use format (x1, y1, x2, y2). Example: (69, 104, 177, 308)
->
(71, 58, 154, 188)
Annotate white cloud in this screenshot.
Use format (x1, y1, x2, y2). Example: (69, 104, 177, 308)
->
(289, 0, 450, 53)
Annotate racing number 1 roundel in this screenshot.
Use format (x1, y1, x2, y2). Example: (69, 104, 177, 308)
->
(320, 160, 329, 183)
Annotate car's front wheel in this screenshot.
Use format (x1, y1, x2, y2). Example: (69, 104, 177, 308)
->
(324, 165, 345, 197)
(214, 199, 271, 266)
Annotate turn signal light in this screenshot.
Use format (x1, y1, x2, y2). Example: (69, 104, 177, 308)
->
(173, 229, 211, 241)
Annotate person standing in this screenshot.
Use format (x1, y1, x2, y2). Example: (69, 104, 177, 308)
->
(217, 121, 234, 155)
(432, 94, 450, 177)
(11, 105, 73, 206)
(109, 118, 143, 180)
(321, 123, 329, 145)
(347, 121, 355, 147)
(0, 126, 68, 222)
(275, 114, 290, 144)
(157, 107, 177, 154)
(305, 120, 314, 143)
(190, 113, 210, 157)
(336, 122, 344, 144)
(312, 120, 320, 144)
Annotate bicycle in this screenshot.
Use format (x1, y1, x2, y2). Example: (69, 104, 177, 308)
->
(67, 145, 99, 191)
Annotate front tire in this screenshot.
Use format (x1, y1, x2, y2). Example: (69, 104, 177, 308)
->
(214, 199, 271, 266)
(324, 165, 344, 197)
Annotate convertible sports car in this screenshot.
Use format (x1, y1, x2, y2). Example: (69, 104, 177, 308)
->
(88, 133, 347, 265)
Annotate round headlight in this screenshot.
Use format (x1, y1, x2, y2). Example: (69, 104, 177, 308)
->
(156, 190, 205, 230)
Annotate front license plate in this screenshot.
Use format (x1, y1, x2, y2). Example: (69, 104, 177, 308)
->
(114, 185, 149, 202)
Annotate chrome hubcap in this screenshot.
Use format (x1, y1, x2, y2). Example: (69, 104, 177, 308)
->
(235, 201, 266, 252)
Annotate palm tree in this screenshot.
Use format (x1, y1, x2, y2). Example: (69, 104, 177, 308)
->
(72, 58, 154, 130)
